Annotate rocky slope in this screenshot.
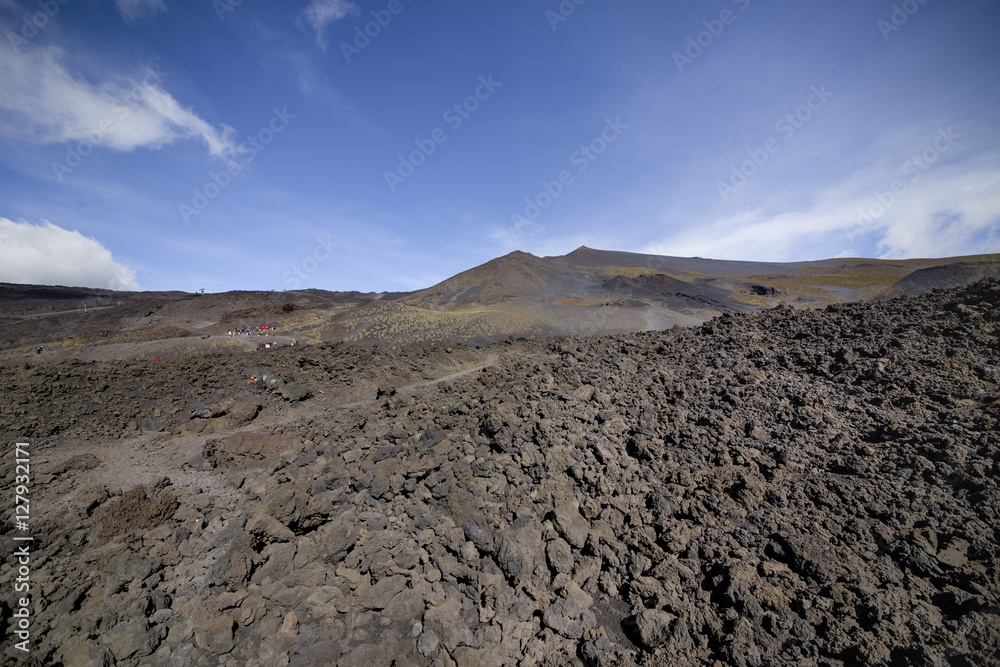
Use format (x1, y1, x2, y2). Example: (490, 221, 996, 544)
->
(4, 251, 998, 357)
(1, 280, 998, 666)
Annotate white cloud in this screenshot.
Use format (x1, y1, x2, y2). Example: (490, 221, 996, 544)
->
(303, 0, 358, 50)
(644, 152, 1000, 262)
(0, 218, 139, 290)
(0, 43, 237, 159)
(870, 160, 1000, 259)
(115, 0, 166, 23)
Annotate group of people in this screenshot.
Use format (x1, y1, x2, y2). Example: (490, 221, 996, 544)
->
(226, 325, 298, 352)
(227, 325, 274, 337)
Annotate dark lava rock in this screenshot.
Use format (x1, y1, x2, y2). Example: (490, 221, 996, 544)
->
(3, 279, 999, 667)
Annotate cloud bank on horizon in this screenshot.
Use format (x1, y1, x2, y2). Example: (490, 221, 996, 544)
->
(0, 0, 997, 292)
(0, 218, 139, 290)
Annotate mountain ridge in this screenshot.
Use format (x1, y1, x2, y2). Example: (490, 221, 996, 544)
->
(1, 248, 998, 358)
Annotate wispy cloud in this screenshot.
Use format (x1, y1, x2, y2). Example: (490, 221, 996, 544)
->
(303, 0, 358, 50)
(115, 0, 166, 23)
(0, 43, 237, 159)
(0, 218, 139, 290)
(643, 157, 1000, 262)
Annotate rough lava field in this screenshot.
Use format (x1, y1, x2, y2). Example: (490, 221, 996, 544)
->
(1, 274, 998, 666)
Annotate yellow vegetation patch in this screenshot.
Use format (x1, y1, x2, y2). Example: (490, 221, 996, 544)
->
(735, 272, 903, 303)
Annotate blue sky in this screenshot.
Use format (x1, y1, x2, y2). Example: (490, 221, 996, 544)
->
(1, 0, 998, 292)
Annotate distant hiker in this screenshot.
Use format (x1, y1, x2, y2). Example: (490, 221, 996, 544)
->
(35, 346, 42, 355)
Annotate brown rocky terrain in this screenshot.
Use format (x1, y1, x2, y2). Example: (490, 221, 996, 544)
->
(1, 277, 998, 665)
(4, 249, 996, 358)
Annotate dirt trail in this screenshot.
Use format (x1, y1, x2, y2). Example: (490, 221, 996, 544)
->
(4, 305, 115, 319)
(377, 354, 501, 400)
(35, 351, 503, 507)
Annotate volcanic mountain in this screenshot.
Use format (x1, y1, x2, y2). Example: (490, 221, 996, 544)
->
(405, 246, 1000, 309)
(0, 247, 998, 361)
